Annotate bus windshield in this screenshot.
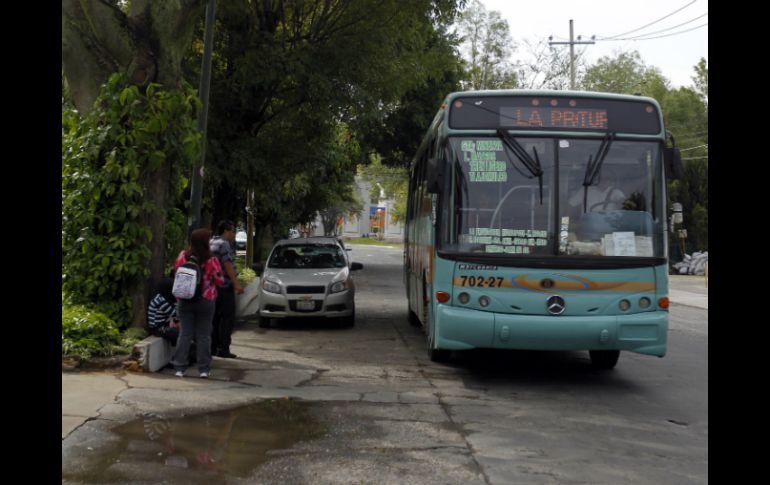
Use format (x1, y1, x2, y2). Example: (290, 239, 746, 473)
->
(441, 136, 665, 259)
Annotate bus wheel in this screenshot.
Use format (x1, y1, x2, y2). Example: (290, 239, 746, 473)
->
(428, 346, 450, 362)
(408, 309, 421, 327)
(589, 350, 620, 369)
(427, 327, 450, 362)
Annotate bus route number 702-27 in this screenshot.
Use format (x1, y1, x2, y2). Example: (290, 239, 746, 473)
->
(458, 276, 504, 288)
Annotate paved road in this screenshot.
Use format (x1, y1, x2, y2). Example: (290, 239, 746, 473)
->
(62, 245, 707, 484)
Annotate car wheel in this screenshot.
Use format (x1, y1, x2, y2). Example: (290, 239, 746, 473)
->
(341, 308, 355, 328)
(589, 350, 620, 369)
(258, 314, 271, 328)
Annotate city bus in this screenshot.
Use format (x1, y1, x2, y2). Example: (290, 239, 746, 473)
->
(404, 90, 682, 369)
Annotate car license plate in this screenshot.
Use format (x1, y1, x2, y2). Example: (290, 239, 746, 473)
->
(297, 300, 315, 311)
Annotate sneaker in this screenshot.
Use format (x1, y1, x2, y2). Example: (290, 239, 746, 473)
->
(199, 372, 209, 378)
(175, 371, 184, 377)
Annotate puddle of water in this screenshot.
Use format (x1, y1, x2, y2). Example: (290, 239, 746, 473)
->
(63, 399, 326, 483)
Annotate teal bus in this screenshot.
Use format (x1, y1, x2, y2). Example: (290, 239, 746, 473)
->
(404, 90, 682, 369)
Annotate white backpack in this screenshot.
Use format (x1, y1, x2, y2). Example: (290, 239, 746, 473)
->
(172, 256, 202, 300)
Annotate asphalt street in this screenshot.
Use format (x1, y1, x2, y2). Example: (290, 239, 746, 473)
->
(62, 244, 707, 484)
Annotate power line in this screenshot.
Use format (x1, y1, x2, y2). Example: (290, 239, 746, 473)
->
(605, 22, 707, 41)
(598, 0, 696, 40)
(617, 13, 707, 40)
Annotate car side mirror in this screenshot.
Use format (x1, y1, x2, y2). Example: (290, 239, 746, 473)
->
(350, 262, 364, 271)
(664, 131, 684, 180)
(664, 147, 683, 180)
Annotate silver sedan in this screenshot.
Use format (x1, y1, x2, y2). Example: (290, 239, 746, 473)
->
(255, 238, 363, 328)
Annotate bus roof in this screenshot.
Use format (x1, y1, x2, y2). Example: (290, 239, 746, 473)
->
(442, 89, 661, 110)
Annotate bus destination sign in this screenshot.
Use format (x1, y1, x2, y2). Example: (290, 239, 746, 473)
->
(448, 96, 661, 134)
(500, 107, 607, 130)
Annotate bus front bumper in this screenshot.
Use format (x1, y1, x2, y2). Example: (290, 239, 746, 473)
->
(434, 305, 667, 357)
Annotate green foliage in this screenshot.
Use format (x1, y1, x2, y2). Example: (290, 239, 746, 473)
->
(456, 0, 518, 90)
(582, 51, 670, 94)
(345, 237, 402, 247)
(692, 58, 708, 103)
(62, 74, 200, 325)
(237, 267, 257, 288)
(62, 305, 148, 359)
(187, 0, 465, 236)
(62, 305, 122, 359)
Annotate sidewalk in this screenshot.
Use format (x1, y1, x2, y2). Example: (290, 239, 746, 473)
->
(668, 274, 708, 310)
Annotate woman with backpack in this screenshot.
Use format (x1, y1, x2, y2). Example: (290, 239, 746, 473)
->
(171, 228, 224, 378)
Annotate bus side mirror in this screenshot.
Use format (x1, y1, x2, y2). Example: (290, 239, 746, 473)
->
(427, 157, 443, 193)
(664, 147, 683, 180)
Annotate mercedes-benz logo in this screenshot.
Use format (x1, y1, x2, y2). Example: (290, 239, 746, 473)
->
(546, 295, 566, 315)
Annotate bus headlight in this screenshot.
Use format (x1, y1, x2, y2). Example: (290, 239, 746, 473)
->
(619, 299, 631, 312)
(458, 292, 470, 304)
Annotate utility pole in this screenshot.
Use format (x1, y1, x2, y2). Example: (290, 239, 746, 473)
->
(548, 19, 595, 90)
(188, 0, 216, 237)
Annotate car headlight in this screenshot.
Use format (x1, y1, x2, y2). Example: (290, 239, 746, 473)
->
(262, 279, 282, 294)
(329, 280, 349, 294)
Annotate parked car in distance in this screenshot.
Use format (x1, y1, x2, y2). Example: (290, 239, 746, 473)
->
(288, 228, 300, 239)
(254, 237, 363, 328)
(235, 231, 247, 250)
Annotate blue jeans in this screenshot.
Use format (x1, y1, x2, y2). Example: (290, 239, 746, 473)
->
(172, 298, 215, 373)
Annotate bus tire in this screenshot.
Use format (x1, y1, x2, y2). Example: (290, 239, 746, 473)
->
(428, 347, 451, 362)
(589, 350, 620, 369)
(427, 325, 450, 362)
(408, 309, 421, 327)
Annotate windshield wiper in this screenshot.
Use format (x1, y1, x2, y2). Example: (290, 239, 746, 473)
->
(581, 132, 615, 213)
(496, 129, 545, 204)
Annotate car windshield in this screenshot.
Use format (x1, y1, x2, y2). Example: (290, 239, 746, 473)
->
(268, 244, 346, 269)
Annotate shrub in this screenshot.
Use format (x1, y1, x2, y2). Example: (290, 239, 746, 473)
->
(238, 267, 257, 287)
(62, 305, 122, 359)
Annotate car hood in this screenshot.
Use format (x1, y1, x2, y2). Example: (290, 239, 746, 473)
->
(264, 267, 349, 286)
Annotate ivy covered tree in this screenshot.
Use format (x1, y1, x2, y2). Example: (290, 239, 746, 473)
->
(62, 0, 206, 326)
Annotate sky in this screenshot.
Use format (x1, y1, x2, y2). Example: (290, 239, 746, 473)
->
(479, 0, 708, 89)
